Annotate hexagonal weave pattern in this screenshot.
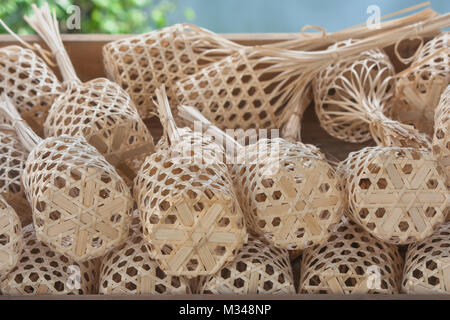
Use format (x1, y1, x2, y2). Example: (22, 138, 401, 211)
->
(0, 195, 22, 276)
(43, 78, 154, 185)
(338, 146, 449, 244)
(403, 223, 450, 294)
(0, 46, 62, 136)
(300, 219, 403, 294)
(232, 138, 344, 250)
(22, 135, 134, 262)
(433, 85, 450, 190)
(135, 129, 247, 277)
(0, 225, 100, 295)
(197, 234, 295, 294)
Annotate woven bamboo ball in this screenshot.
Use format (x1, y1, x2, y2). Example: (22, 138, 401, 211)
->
(433, 85, 449, 189)
(232, 138, 344, 250)
(393, 32, 449, 136)
(0, 126, 32, 225)
(103, 24, 240, 120)
(339, 146, 449, 244)
(0, 225, 100, 295)
(135, 129, 247, 277)
(0, 195, 22, 276)
(43, 78, 154, 185)
(22, 135, 134, 262)
(300, 219, 403, 294)
(0, 46, 62, 136)
(403, 223, 450, 294)
(197, 234, 295, 294)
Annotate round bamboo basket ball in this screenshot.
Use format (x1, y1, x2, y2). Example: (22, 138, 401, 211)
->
(433, 85, 449, 190)
(43, 78, 154, 185)
(0, 225, 100, 295)
(22, 135, 134, 262)
(0, 46, 62, 136)
(339, 146, 449, 244)
(314, 39, 395, 144)
(0, 195, 22, 277)
(134, 130, 247, 277)
(403, 223, 450, 294)
(232, 138, 344, 250)
(197, 234, 295, 294)
(0, 126, 32, 226)
(300, 219, 403, 294)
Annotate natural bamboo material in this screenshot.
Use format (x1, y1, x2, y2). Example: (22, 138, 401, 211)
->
(178, 105, 344, 251)
(402, 223, 450, 294)
(134, 88, 247, 277)
(0, 45, 62, 136)
(432, 85, 449, 189)
(338, 146, 449, 244)
(300, 219, 403, 294)
(393, 32, 449, 136)
(175, 13, 450, 140)
(0, 97, 134, 262)
(314, 39, 430, 149)
(0, 195, 22, 277)
(0, 124, 32, 226)
(0, 224, 100, 295)
(197, 234, 295, 294)
(23, 3, 154, 185)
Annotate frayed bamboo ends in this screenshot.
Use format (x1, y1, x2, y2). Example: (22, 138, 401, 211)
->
(339, 146, 450, 244)
(0, 225, 100, 295)
(232, 139, 344, 250)
(402, 223, 450, 294)
(0, 46, 62, 136)
(300, 219, 403, 294)
(393, 32, 449, 136)
(43, 79, 155, 185)
(102, 23, 241, 119)
(433, 85, 450, 189)
(197, 234, 295, 294)
(22, 136, 134, 262)
(0, 195, 23, 276)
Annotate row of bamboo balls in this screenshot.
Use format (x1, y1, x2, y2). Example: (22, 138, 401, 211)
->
(0, 23, 448, 295)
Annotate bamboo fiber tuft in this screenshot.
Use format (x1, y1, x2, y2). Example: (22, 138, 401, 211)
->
(0, 195, 22, 277)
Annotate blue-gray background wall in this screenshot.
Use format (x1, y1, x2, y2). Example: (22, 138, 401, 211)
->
(169, 0, 449, 33)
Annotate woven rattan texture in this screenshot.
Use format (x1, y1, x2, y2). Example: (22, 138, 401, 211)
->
(300, 219, 403, 294)
(0, 127, 32, 225)
(338, 146, 449, 244)
(197, 234, 295, 294)
(0, 195, 22, 276)
(433, 85, 450, 189)
(393, 32, 449, 136)
(0, 225, 100, 295)
(135, 130, 247, 277)
(43, 78, 154, 185)
(0, 46, 62, 136)
(103, 24, 240, 119)
(232, 139, 344, 250)
(22, 135, 134, 262)
(403, 223, 450, 294)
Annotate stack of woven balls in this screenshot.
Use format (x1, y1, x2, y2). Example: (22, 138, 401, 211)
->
(0, 3, 449, 296)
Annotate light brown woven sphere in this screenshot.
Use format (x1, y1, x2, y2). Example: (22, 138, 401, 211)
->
(433, 85, 450, 190)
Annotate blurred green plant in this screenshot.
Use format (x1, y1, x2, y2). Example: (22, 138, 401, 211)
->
(0, 0, 195, 34)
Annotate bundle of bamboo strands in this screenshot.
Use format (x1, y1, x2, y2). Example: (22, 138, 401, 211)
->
(178, 105, 344, 251)
(0, 195, 22, 277)
(0, 224, 100, 295)
(313, 39, 431, 149)
(300, 219, 403, 294)
(393, 32, 449, 136)
(0, 124, 32, 226)
(197, 234, 295, 294)
(433, 85, 450, 191)
(0, 97, 134, 262)
(134, 87, 247, 277)
(175, 13, 450, 141)
(337, 146, 449, 244)
(19, 3, 154, 185)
